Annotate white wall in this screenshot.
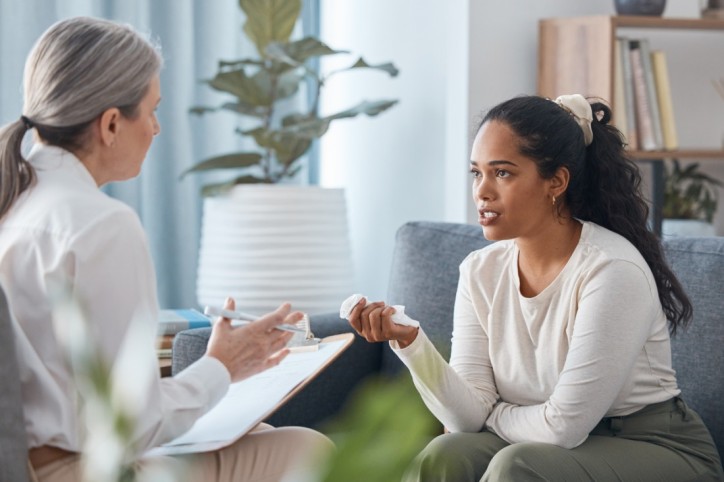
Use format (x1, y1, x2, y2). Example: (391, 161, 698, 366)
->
(320, 0, 724, 300)
(320, 0, 451, 300)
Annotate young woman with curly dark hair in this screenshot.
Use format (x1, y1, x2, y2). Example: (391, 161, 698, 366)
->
(345, 94, 723, 481)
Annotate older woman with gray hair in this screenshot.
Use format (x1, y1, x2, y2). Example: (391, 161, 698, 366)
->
(0, 16, 331, 482)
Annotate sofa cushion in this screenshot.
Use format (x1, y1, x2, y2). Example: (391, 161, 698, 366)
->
(663, 236, 724, 464)
(384, 222, 491, 374)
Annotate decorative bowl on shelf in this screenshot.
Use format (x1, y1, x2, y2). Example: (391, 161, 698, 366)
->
(614, 0, 666, 16)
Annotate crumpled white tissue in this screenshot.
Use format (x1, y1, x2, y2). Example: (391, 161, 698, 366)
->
(339, 293, 420, 328)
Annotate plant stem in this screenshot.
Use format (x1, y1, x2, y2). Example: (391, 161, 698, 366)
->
(311, 74, 324, 118)
(261, 60, 282, 182)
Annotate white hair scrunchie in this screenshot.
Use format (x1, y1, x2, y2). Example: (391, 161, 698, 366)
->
(554, 94, 593, 146)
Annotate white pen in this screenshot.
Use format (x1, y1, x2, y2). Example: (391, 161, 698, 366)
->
(203, 306, 306, 334)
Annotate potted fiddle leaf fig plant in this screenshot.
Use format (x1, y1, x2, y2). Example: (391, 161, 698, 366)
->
(181, 0, 399, 195)
(662, 159, 722, 237)
(187, 0, 399, 315)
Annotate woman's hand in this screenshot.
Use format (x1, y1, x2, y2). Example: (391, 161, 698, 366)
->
(347, 298, 419, 348)
(205, 298, 302, 382)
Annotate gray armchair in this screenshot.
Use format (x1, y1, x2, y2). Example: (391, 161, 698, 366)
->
(0, 285, 31, 482)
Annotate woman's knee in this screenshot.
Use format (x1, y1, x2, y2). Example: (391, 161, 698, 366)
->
(272, 426, 335, 457)
(423, 433, 473, 463)
(484, 442, 560, 481)
(405, 433, 492, 482)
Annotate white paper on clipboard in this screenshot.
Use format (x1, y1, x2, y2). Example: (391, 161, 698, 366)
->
(145, 334, 352, 457)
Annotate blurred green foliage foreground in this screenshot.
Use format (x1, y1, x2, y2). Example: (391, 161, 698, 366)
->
(317, 375, 440, 482)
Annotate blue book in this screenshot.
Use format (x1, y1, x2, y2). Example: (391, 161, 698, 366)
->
(158, 309, 211, 335)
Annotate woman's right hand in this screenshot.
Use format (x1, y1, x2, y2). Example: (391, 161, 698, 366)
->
(347, 298, 419, 348)
(205, 298, 302, 382)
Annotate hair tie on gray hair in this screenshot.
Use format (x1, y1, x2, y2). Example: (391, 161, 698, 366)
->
(553, 94, 593, 146)
(20, 115, 34, 130)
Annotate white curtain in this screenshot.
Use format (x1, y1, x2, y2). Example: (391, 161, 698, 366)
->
(0, 0, 317, 308)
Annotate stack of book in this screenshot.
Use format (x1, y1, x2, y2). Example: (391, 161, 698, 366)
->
(614, 37, 678, 151)
(156, 309, 212, 359)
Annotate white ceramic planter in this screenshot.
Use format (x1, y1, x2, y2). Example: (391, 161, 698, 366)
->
(197, 185, 354, 315)
(661, 219, 716, 238)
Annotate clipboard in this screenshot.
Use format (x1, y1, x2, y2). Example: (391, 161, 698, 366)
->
(146, 333, 354, 457)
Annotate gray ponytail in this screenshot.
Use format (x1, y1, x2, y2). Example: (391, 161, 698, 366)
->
(0, 16, 162, 220)
(0, 121, 35, 219)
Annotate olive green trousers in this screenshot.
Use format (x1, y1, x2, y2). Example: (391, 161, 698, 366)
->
(403, 397, 723, 481)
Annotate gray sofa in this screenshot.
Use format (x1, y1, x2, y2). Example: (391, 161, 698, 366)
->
(174, 221, 724, 466)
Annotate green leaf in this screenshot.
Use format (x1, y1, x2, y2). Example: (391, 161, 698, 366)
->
(218, 58, 264, 70)
(265, 42, 300, 67)
(280, 117, 331, 139)
(239, 0, 301, 57)
(201, 175, 271, 197)
(277, 100, 397, 140)
(190, 102, 268, 118)
(326, 99, 399, 121)
(266, 37, 347, 65)
(281, 112, 309, 127)
(345, 57, 400, 77)
(245, 128, 311, 164)
(207, 69, 271, 106)
(189, 106, 217, 116)
(275, 69, 303, 99)
(680, 163, 699, 176)
(220, 102, 269, 118)
(664, 159, 722, 221)
(179, 152, 263, 179)
(318, 376, 438, 482)
(277, 137, 311, 165)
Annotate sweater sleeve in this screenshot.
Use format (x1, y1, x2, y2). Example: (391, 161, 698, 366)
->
(484, 259, 658, 449)
(71, 209, 230, 451)
(392, 261, 498, 432)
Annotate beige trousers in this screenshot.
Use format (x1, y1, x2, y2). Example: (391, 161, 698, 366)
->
(33, 424, 333, 482)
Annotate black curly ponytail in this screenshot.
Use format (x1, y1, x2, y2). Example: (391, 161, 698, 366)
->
(480, 95, 692, 334)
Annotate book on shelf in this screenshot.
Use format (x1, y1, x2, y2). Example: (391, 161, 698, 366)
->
(613, 38, 628, 137)
(618, 37, 639, 150)
(158, 308, 211, 335)
(638, 39, 664, 150)
(158, 334, 175, 349)
(650, 49, 678, 150)
(629, 40, 659, 151)
(157, 348, 173, 359)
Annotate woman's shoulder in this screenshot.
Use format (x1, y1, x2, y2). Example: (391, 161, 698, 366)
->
(5, 167, 140, 244)
(461, 238, 513, 270)
(580, 221, 649, 271)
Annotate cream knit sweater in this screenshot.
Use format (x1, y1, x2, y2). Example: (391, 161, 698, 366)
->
(393, 221, 679, 449)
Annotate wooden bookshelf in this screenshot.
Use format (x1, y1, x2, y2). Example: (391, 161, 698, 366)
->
(539, 15, 724, 129)
(613, 16, 724, 30)
(538, 16, 724, 234)
(629, 149, 724, 159)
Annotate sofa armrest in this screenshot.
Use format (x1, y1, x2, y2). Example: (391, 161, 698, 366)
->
(171, 312, 383, 428)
